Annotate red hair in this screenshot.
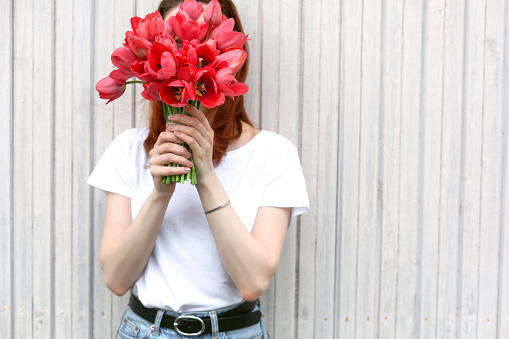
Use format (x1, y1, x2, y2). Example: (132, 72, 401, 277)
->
(144, 0, 253, 166)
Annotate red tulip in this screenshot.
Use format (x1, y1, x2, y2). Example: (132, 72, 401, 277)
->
(130, 60, 154, 82)
(192, 69, 225, 108)
(96, 76, 127, 104)
(111, 47, 137, 70)
(173, 12, 209, 42)
(136, 11, 167, 42)
(215, 47, 246, 74)
(160, 79, 192, 107)
(203, 0, 222, 26)
(126, 34, 152, 59)
(214, 31, 248, 53)
(142, 82, 162, 101)
(180, 0, 204, 21)
(147, 42, 178, 80)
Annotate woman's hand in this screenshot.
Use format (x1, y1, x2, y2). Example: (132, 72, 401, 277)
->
(166, 104, 215, 182)
(148, 127, 194, 194)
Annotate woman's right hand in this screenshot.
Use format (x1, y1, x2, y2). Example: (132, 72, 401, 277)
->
(148, 126, 194, 194)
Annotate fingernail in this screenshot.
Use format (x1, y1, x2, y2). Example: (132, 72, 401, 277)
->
(185, 104, 191, 109)
(167, 125, 175, 131)
(167, 115, 176, 120)
(186, 161, 193, 167)
(186, 151, 192, 158)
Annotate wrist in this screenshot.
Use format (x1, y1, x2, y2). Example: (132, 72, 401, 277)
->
(151, 187, 173, 201)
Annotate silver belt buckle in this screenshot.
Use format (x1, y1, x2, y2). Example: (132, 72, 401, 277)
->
(174, 315, 206, 337)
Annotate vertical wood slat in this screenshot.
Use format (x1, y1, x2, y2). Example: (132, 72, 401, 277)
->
(478, 0, 506, 337)
(499, 1, 509, 337)
(378, 0, 403, 337)
(32, 0, 54, 337)
(91, 0, 115, 337)
(436, 1, 464, 338)
(258, 0, 280, 334)
(317, 0, 340, 337)
(53, 0, 74, 336)
(396, 0, 424, 337)
(419, 0, 445, 337)
(111, 0, 137, 329)
(0, 0, 13, 337)
(459, 0, 486, 338)
(356, 0, 382, 337)
(297, 0, 321, 336)
(338, 0, 362, 337)
(13, 0, 35, 336)
(72, 0, 93, 337)
(273, 0, 301, 337)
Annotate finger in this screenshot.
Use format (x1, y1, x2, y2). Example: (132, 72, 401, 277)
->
(173, 125, 208, 150)
(183, 104, 212, 132)
(151, 164, 191, 178)
(150, 152, 194, 167)
(154, 130, 183, 148)
(166, 112, 209, 139)
(150, 141, 192, 158)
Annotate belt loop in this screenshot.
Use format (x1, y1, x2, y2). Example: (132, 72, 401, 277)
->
(210, 310, 219, 339)
(152, 309, 165, 336)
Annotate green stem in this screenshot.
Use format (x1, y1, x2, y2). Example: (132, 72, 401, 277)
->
(125, 80, 145, 85)
(205, 24, 212, 41)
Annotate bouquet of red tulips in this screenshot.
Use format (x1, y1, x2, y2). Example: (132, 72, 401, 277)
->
(96, 0, 249, 185)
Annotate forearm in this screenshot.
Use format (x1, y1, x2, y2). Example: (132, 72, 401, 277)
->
(197, 175, 275, 301)
(100, 189, 171, 295)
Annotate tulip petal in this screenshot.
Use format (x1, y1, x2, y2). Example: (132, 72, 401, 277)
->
(203, 0, 222, 26)
(215, 48, 247, 74)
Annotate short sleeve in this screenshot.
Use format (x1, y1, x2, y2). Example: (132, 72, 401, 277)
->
(87, 129, 136, 198)
(259, 148, 309, 218)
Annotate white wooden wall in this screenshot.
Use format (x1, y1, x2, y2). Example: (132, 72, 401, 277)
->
(1, 0, 508, 338)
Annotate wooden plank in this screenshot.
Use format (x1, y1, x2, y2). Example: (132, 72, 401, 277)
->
(273, 0, 301, 337)
(12, 0, 34, 336)
(297, 0, 321, 336)
(378, 1, 404, 337)
(395, 0, 423, 337)
(258, 0, 281, 333)
(110, 0, 137, 330)
(72, 0, 93, 337)
(91, 0, 115, 337)
(53, 0, 75, 337)
(316, 0, 340, 337)
(499, 2, 509, 337)
(418, 0, 445, 338)
(234, 0, 262, 127)
(0, 0, 13, 337)
(32, 0, 54, 337)
(337, 0, 362, 337)
(435, 0, 464, 337)
(356, 0, 382, 337)
(458, 0, 486, 338)
(477, 0, 505, 337)
(113, 0, 136, 136)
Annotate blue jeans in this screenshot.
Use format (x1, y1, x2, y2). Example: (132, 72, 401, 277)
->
(115, 301, 269, 339)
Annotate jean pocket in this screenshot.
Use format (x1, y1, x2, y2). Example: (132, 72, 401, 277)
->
(116, 311, 150, 339)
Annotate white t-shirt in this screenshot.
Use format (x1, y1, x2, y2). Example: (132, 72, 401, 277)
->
(87, 127, 309, 312)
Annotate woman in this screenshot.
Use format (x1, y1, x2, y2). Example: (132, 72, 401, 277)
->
(88, 0, 309, 337)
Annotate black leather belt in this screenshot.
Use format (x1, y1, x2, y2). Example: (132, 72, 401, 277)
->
(129, 294, 262, 336)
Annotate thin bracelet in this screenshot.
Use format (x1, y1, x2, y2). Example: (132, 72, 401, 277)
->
(204, 200, 230, 215)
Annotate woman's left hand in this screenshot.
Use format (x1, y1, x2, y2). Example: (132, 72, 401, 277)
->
(166, 104, 215, 181)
